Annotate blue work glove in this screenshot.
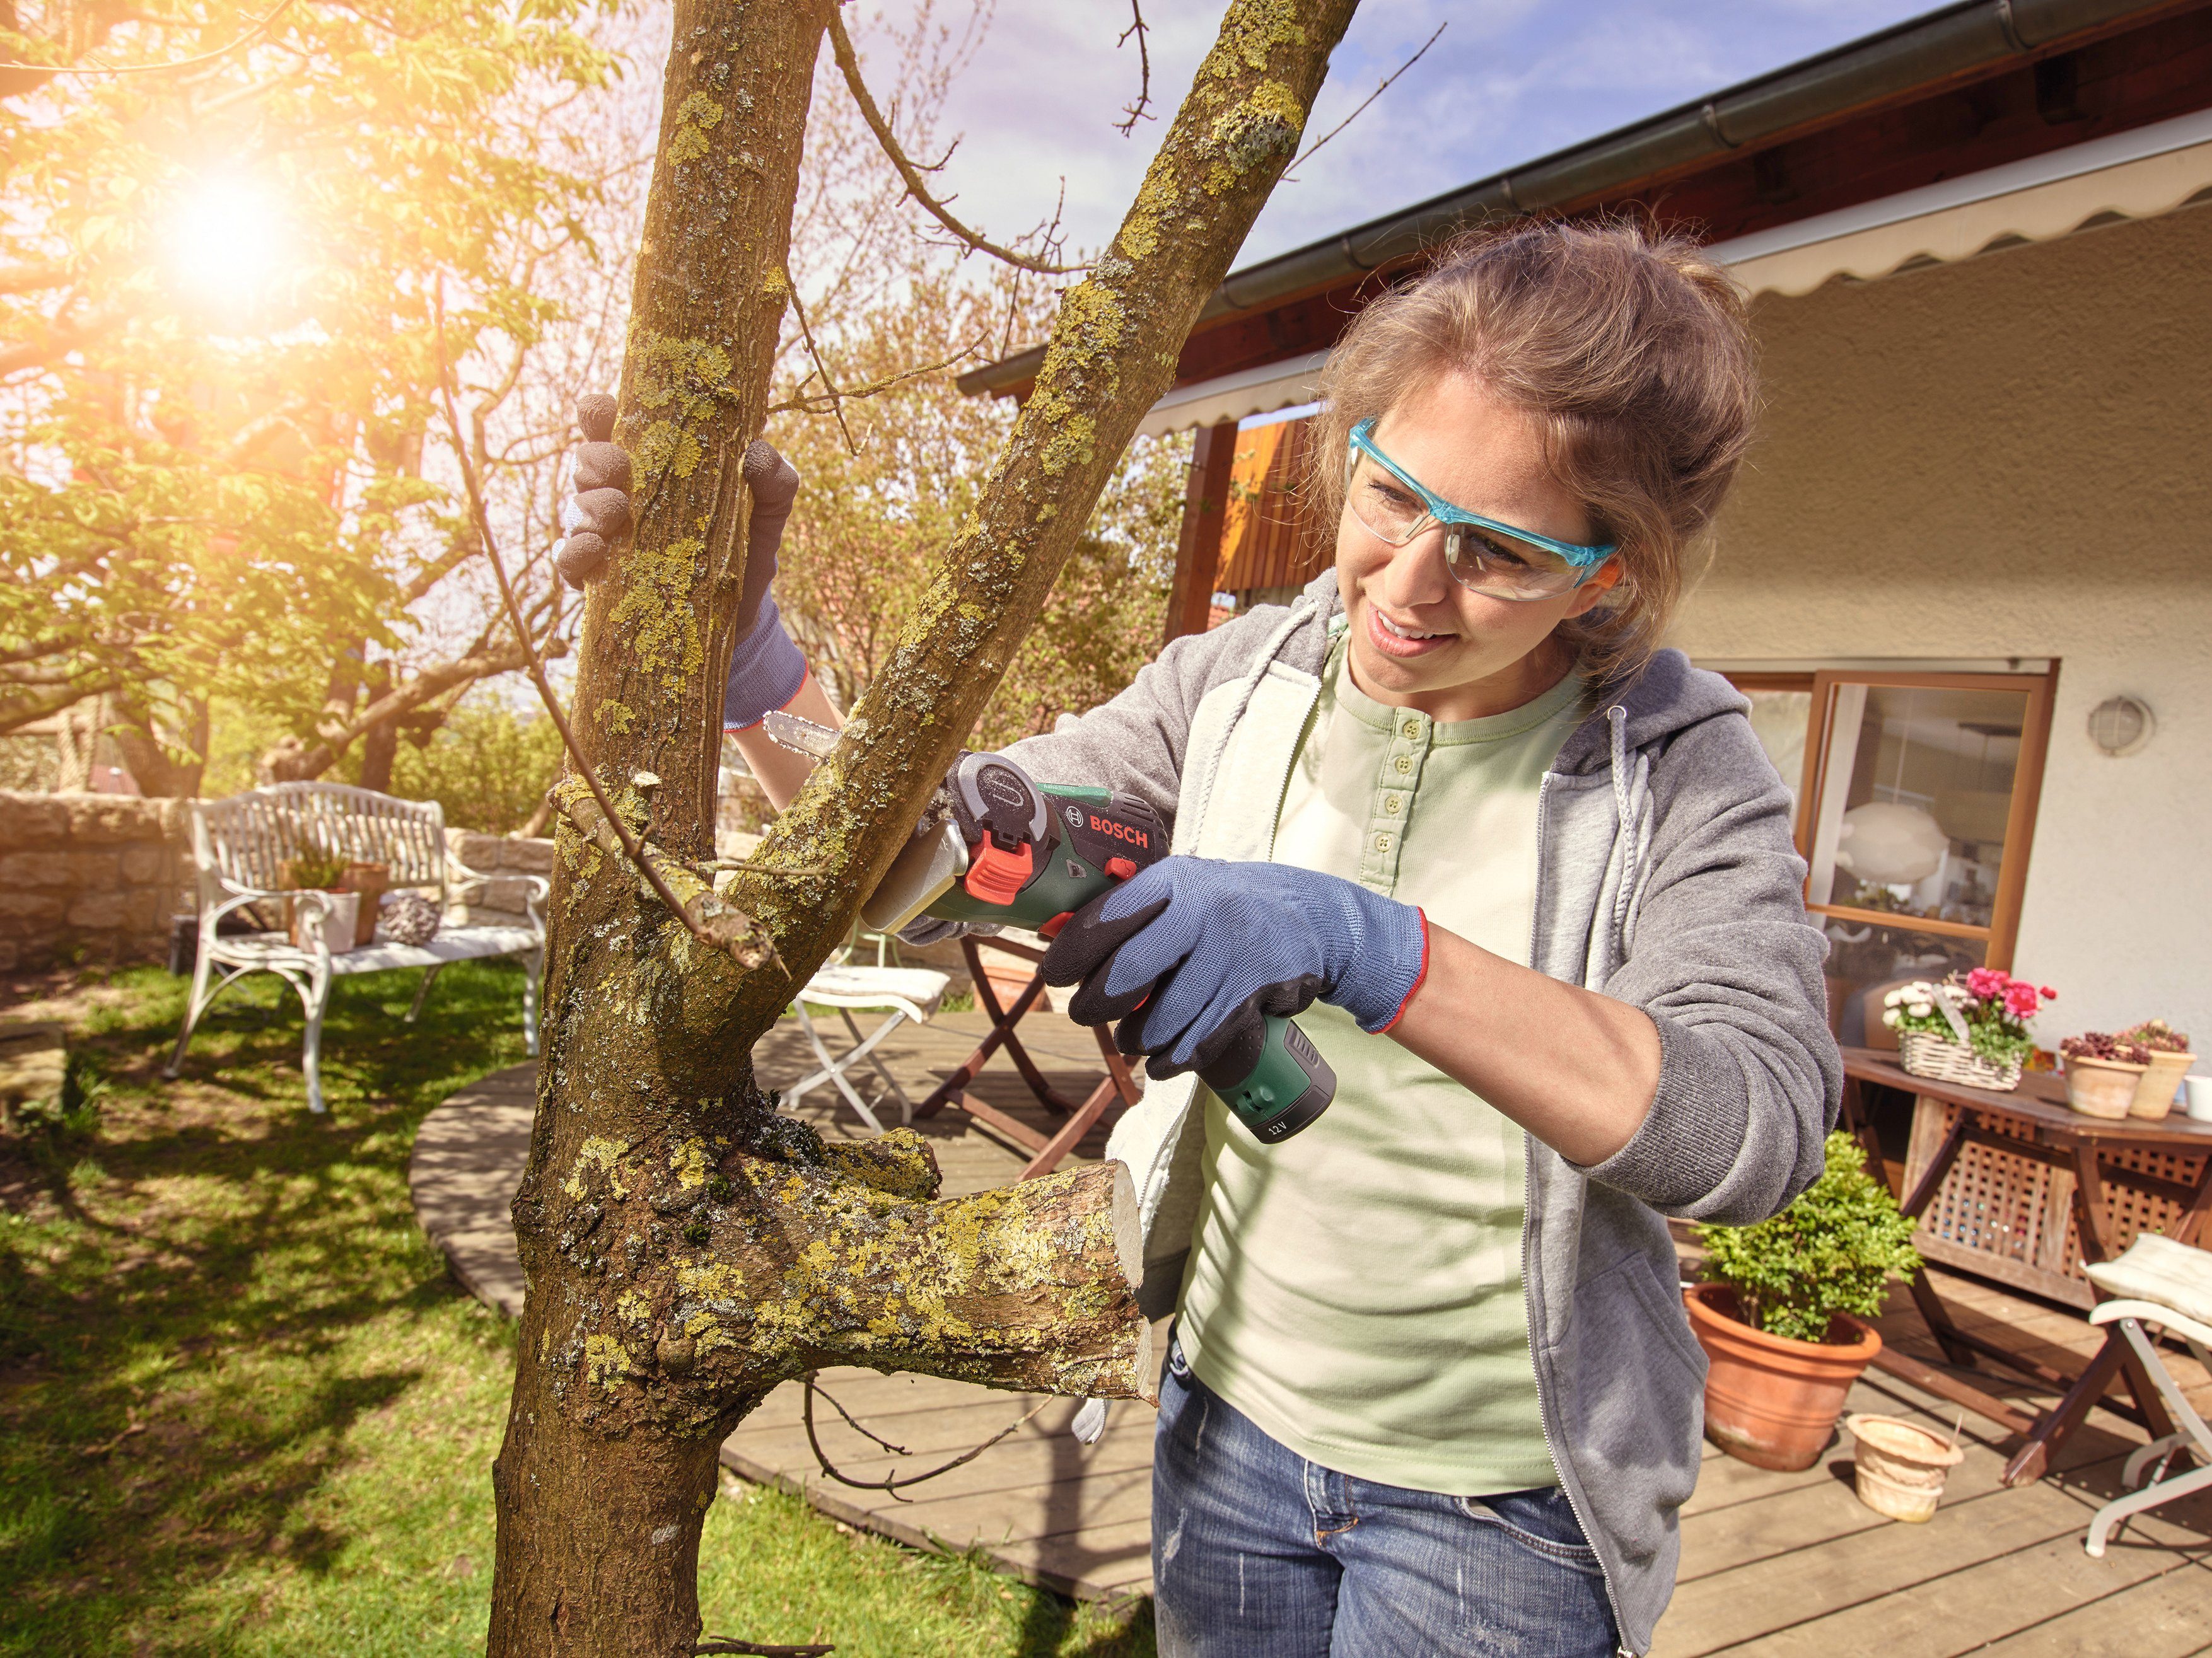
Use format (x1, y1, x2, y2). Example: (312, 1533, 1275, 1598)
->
(547, 394, 810, 731)
(1040, 856, 1429, 1079)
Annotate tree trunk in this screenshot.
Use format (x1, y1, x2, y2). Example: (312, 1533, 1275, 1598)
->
(486, 2, 1358, 1652)
(107, 690, 209, 797)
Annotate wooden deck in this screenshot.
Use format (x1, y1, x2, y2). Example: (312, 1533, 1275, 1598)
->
(412, 1000, 2212, 1646)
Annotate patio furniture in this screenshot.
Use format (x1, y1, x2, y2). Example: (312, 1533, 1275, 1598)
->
(1841, 1048, 2212, 1481)
(785, 963, 951, 1135)
(2077, 1235, 2212, 1556)
(913, 935, 1143, 1179)
(165, 783, 546, 1113)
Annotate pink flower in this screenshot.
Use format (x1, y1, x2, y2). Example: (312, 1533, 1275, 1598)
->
(1966, 967, 2008, 1001)
(2003, 983, 2040, 1019)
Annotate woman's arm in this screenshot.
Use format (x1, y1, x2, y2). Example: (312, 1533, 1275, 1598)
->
(730, 672, 842, 811)
(1388, 929, 1660, 1167)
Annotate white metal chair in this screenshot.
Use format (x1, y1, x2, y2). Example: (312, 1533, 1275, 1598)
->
(784, 963, 950, 1135)
(165, 783, 546, 1113)
(2079, 1234, 2212, 1556)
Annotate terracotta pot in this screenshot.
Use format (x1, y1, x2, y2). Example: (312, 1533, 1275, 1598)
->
(2064, 1055, 2147, 1120)
(1844, 1413, 1964, 1523)
(339, 861, 390, 949)
(1685, 1284, 1882, 1471)
(2129, 1050, 2196, 1119)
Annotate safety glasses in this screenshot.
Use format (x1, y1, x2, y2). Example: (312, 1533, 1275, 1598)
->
(1344, 418, 1617, 601)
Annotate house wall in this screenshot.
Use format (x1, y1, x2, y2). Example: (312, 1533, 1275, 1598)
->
(1680, 202, 2212, 1048)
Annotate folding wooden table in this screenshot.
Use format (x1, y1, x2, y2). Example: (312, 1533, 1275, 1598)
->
(913, 935, 1140, 1180)
(1842, 1046, 2212, 1483)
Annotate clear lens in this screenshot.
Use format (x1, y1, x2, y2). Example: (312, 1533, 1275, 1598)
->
(1345, 453, 1586, 601)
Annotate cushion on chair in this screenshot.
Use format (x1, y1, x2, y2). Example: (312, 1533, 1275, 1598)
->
(799, 966, 950, 1018)
(2085, 1234, 2212, 1331)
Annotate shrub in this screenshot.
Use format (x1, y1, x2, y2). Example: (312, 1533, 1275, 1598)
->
(389, 697, 564, 833)
(1697, 1132, 1923, 1344)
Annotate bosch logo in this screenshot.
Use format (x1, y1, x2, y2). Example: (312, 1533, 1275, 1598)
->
(1062, 805, 1085, 830)
(1091, 814, 1150, 848)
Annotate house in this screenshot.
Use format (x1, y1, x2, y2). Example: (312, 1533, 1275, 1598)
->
(959, 0, 2212, 1050)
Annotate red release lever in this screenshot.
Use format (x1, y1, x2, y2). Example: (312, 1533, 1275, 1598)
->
(1105, 855, 1138, 881)
(963, 839, 1034, 907)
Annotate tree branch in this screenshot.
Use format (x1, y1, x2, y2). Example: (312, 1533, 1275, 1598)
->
(1113, 1, 1153, 137)
(1283, 21, 1446, 182)
(825, 10, 1083, 277)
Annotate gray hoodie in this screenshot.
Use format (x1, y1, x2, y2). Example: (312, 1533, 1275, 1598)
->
(1008, 571, 1841, 1655)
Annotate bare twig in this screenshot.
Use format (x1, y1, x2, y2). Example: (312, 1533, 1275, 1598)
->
(429, 294, 781, 973)
(0, 0, 299, 76)
(766, 335, 986, 420)
(825, 11, 1084, 277)
(1114, 0, 1153, 137)
(695, 1640, 834, 1657)
(800, 1372, 1052, 1503)
(1283, 22, 1447, 181)
(779, 274, 858, 456)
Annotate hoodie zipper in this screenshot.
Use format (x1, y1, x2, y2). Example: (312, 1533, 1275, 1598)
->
(1521, 765, 1638, 1655)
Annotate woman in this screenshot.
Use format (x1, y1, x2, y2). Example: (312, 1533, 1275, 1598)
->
(1001, 220, 1840, 1657)
(571, 219, 1839, 1656)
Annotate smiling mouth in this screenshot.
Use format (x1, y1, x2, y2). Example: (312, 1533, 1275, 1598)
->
(1365, 606, 1457, 657)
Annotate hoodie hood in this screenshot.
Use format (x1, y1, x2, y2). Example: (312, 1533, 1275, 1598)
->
(1286, 569, 1745, 776)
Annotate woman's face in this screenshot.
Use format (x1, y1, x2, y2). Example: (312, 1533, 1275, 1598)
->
(1335, 372, 1614, 722)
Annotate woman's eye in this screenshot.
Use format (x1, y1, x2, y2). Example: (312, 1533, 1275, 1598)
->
(1468, 532, 1530, 568)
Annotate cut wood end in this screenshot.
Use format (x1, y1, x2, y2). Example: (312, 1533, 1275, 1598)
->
(1131, 1316, 1158, 1407)
(1108, 1159, 1139, 1290)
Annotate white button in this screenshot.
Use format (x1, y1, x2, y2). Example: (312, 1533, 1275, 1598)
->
(1383, 796, 1402, 815)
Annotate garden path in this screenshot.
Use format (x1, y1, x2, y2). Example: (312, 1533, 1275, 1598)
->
(410, 1016, 2212, 1639)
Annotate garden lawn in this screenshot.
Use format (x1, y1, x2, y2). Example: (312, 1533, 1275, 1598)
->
(0, 960, 1152, 1657)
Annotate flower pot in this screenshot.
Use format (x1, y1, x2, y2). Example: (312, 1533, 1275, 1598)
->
(1844, 1413, 1964, 1522)
(2128, 1050, 2196, 1119)
(287, 890, 361, 954)
(1898, 1029, 2020, 1093)
(1685, 1284, 1882, 1471)
(338, 861, 390, 949)
(2064, 1055, 2148, 1120)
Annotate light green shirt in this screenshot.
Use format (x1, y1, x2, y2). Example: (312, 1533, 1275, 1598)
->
(1174, 641, 1585, 1495)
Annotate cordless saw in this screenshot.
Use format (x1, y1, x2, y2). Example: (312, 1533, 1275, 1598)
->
(765, 713, 1336, 1143)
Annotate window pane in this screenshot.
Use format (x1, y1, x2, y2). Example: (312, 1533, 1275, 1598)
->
(1805, 683, 2028, 930)
(1741, 690, 1811, 807)
(1826, 920, 1988, 1047)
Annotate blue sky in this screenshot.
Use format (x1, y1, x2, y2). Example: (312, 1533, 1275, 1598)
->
(863, 0, 1939, 271)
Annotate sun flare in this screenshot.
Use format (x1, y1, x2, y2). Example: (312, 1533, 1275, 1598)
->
(163, 174, 291, 307)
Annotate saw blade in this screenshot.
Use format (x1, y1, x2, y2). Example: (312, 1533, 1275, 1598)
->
(762, 710, 841, 761)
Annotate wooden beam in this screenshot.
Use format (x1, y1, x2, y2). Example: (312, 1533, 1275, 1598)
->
(1165, 420, 1238, 644)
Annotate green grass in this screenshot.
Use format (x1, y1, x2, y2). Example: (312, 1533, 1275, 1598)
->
(0, 961, 1151, 1656)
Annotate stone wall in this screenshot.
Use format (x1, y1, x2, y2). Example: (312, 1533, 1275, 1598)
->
(0, 789, 559, 973)
(0, 791, 194, 972)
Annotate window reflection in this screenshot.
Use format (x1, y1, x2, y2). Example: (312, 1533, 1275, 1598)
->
(1805, 685, 2027, 929)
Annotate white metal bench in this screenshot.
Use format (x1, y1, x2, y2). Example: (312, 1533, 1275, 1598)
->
(163, 782, 546, 1113)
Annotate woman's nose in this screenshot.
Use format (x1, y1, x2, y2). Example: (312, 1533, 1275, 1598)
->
(1373, 529, 1454, 611)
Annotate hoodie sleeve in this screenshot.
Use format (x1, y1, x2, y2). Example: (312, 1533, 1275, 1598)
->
(1001, 604, 1297, 830)
(1576, 709, 1842, 1225)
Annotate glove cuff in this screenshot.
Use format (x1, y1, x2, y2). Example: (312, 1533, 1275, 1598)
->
(1344, 893, 1429, 1034)
(721, 594, 809, 731)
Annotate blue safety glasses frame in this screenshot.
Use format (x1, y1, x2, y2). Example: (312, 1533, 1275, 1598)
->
(1345, 417, 1617, 598)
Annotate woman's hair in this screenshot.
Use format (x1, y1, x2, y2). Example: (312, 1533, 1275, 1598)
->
(1308, 217, 1757, 684)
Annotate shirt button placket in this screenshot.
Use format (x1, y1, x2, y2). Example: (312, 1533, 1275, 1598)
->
(1365, 710, 1428, 891)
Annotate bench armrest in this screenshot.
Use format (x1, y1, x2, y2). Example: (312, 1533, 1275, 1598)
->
(448, 859, 550, 934)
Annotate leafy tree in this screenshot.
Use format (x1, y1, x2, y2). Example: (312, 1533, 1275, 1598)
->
(1697, 1132, 1923, 1343)
(0, 0, 618, 792)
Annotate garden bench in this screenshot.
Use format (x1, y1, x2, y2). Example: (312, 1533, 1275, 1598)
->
(163, 782, 545, 1113)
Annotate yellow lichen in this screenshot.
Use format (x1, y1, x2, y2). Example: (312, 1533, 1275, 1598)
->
(1040, 412, 1097, 477)
(1205, 0, 1303, 79)
(596, 698, 636, 735)
(607, 535, 706, 689)
(670, 1137, 713, 1190)
(564, 1135, 631, 1200)
(668, 92, 723, 164)
(584, 1333, 634, 1391)
(617, 1289, 652, 1326)
(677, 1260, 747, 1300)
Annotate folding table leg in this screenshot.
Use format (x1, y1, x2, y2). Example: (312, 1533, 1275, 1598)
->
(2001, 1330, 2129, 1485)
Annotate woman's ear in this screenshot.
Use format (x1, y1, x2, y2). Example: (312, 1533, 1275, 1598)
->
(1560, 559, 1623, 618)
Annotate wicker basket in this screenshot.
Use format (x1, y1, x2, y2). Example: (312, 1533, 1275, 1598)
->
(1899, 1029, 2022, 1093)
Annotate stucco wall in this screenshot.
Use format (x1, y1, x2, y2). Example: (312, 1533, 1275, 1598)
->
(1679, 203, 2212, 1047)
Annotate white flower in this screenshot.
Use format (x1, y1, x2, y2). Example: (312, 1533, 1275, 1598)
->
(1884, 988, 1907, 1007)
(1882, 1008, 1902, 1028)
(1907, 1001, 1934, 1018)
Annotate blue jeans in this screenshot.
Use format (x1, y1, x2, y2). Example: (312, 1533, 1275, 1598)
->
(1152, 1340, 1619, 1657)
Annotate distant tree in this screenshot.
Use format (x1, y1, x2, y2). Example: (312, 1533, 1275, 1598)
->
(0, 0, 620, 793)
(387, 695, 566, 834)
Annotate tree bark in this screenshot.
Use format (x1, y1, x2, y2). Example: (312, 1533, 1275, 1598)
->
(487, 1, 1357, 1651)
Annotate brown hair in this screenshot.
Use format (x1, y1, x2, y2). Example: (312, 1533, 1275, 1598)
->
(1309, 217, 1756, 684)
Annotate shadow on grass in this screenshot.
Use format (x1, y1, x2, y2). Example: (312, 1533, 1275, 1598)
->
(0, 958, 532, 1654)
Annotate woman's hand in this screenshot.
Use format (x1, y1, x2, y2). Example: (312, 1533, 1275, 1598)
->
(1040, 856, 1428, 1078)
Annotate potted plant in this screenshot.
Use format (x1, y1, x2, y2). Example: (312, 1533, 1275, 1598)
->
(277, 850, 359, 953)
(2119, 1020, 2195, 1119)
(2059, 1032, 2152, 1120)
(1881, 968, 2049, 1092)
(1687, 1132, 1924, 1471)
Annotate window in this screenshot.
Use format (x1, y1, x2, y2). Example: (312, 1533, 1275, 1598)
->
(1724, 668, 2057, 1045)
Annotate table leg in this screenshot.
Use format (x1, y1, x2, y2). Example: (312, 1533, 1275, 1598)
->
(2001, 1330, 2131, 1486)
(1839, 1077, 1889, 1194)
(1899, 1113, 1978, 1368)
(2069, 1144, 2116, 1265)
(2166, 1157, 2212, 1248)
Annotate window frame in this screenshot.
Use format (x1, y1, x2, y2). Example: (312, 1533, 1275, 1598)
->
(1788, 668, 2058, 973)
